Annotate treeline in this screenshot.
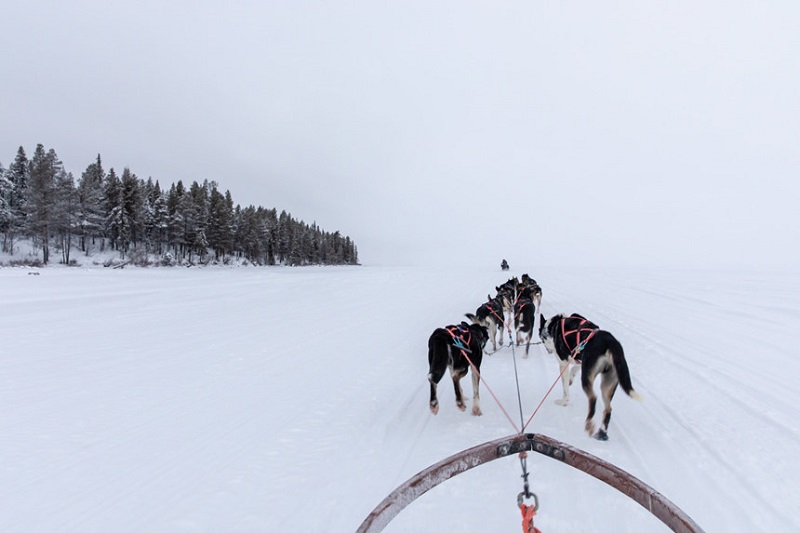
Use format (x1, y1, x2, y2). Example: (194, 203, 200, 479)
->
(0, 144, 359, 266)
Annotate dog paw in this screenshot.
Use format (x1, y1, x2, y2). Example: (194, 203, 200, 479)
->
(585, 421, 596, 435)
(457, 401, 466, 412)
(472, 406, 482, 416)
(429, 403, 439, 415)
(555, 398, 569, 407)
(594, 429, 609, 441)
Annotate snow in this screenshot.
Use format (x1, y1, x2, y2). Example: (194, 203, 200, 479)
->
(1, 264, 798, 532)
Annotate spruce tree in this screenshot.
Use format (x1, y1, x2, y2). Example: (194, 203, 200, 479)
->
(2, 147, 29, 254)
(77, 155, 106, 253)
(119, 167, 142, 252)
(27, 145, 62, 263)
(53, 171, 77, 264)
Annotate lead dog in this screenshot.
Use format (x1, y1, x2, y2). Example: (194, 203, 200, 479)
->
(539, 313, 641, 440)
(428, 322, 489, 416)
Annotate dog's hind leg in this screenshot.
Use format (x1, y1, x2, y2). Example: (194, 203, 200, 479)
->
(427, 341, 448, 415)
(595, 372, 619, 441)
(428, 364, 445, 414)
(451, 368, 468, 412)
(470, 371, 482, 416)
(428, 381, 439, 415)
(584, 393, 598, 437)
(582, 372, 599, 436)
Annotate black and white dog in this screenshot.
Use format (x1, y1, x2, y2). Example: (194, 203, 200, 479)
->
(428, 322, 489, 416)
(465, 293, 510, 353)
(539, 313, 641, 440)
(513, 286, 537, 356)
(519, 274, 543, 309)
(495, 277, 519, 316)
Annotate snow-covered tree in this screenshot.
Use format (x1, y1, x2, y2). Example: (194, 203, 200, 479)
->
(77, 155, 106, 253)
(53, 171, 78, 264)
(26, 145, 63, 263)
(1, 147, 30, 254)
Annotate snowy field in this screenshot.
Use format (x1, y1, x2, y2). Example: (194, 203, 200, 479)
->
(1, 264, 798, 532)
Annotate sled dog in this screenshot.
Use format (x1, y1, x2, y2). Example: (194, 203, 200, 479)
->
(513, 286, 536, 356)
(465, 293, 510, 352)
(539, 313, 641, 440)
(428, 322, 489, 416)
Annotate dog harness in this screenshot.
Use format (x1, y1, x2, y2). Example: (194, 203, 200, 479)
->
(446, 325, 473, 354)
(560, 316, 599, 362)
(514, 299, 533, 321)
(483, 298, 506, 325)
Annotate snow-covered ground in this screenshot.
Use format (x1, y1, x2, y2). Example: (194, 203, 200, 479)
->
(1, 264, 798, 532)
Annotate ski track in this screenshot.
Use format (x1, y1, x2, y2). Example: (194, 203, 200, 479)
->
(1, 265, 798, 532)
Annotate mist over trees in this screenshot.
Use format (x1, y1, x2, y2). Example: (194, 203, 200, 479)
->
(0, 144, 359, 266)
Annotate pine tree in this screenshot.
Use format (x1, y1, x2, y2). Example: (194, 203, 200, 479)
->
(119, 167, 142, 252)
(1, 147, 29, 254)
(152, 186, 169, 255)
(27, 145, 62, 264)
(166, 181, 186, 258)
(207, 183, 234, 260)
(188, 180, 210, 260)
(0, 164, 12, 251)
(77, 155, 106, 253)
(53, 171, 77, 264)
(104, 168, 122, 251)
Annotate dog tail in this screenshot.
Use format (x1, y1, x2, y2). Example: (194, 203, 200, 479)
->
(610, 338, 642, 401)
(464, 313, 479, 325)
(428, 332, 449, 384)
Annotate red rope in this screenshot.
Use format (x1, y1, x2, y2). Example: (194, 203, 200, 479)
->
(459, 347, 521, 433)
(521, 330, 596, 432)
(520, 502, 542, 533)
(521, 355, 574, 432)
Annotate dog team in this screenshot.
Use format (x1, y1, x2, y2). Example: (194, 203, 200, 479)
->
(427, 273, 640, 441)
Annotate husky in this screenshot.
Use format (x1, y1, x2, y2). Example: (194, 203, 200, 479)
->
(539, 313, 641, 440)
(428, 322, 489, 416)
(519, 274, 542, 308)
(495, 277, 518, 315)
(513, 286, 537, 356)
(465, 293, 510, 352)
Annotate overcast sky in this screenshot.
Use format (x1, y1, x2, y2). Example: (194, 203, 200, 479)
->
(2, 1, 798, 268)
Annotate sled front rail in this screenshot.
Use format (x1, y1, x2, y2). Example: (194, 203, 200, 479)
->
(357, 433, 704, 533)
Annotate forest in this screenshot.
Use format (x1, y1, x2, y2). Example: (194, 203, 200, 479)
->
(0, 144, 359, 267)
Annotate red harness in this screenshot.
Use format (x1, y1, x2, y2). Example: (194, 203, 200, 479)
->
(514, 300, 531, 321)
(446, 325, 473, 354)
(560, 316, 599, 361)
(484, 299, 506, 326)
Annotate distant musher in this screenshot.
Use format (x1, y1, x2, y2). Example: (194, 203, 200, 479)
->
(501, 259, 509, 271)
